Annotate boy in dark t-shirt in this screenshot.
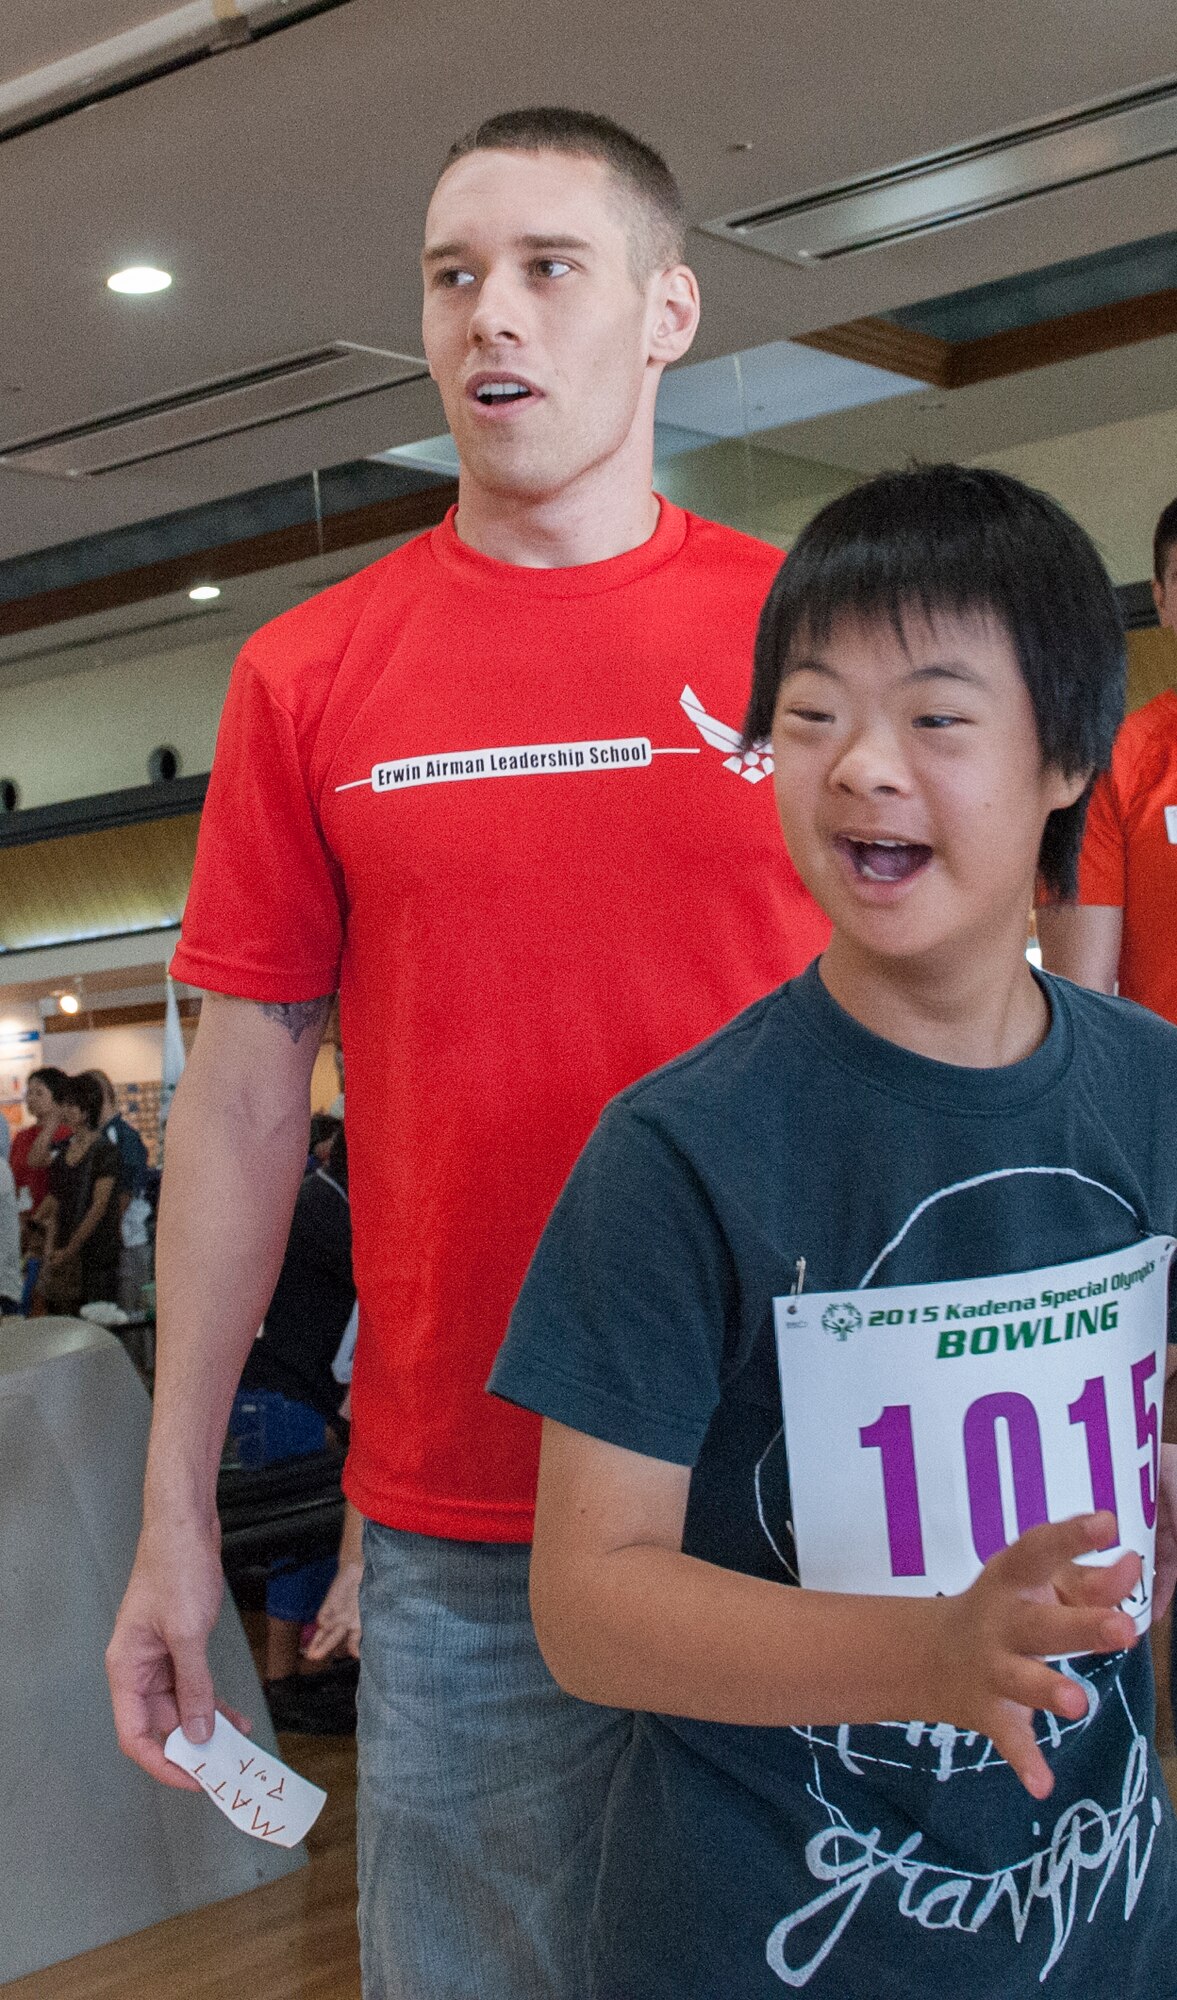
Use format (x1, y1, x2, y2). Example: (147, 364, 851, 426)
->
(491, 465, 1177, 1998)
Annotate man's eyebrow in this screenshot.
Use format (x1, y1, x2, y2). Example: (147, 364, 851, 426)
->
(422, 233, 595, 265)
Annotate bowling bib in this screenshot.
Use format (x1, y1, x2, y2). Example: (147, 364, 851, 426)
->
(776, 1236, 1174, 1632)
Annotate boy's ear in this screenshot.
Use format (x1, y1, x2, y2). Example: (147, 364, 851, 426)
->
(1045, 765, 1093, 812)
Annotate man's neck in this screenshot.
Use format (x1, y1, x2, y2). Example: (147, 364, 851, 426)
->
(819, 923, 1050, 1071)
(453, 445, 661, 569)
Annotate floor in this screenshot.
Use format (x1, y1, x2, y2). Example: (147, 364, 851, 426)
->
(7, 1629, 1177, 1998)
(5, 1729, 361, 2000)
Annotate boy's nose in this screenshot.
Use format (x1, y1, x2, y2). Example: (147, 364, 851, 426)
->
(829, 728, 910, 797)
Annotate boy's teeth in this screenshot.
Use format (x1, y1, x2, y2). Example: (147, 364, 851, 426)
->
(850, 839, 930, 883)
(478, 382, 529, 401)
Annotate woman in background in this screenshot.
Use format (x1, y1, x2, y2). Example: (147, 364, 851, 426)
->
(39, 1073, 120, 1312)
(10, 1067, 70, 1222)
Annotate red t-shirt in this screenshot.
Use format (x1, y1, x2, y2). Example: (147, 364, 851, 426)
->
(1076, 688, 1177, 1024)
(9, 1122, 68, 1213)
(173, 502, 831, 1539)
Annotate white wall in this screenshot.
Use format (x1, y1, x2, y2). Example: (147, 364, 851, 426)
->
(0, 638, 234, 807)
(37, 1023, 167, 1084)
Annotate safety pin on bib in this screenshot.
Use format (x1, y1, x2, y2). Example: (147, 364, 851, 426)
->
(784, 1255, 806, 1316)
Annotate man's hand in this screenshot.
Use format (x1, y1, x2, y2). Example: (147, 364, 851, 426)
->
(937, 1512, 1139, 1800)
(106, 1517, 238, 1790)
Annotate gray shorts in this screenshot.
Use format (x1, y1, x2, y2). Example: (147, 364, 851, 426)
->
(357, 1522, 631, 2000)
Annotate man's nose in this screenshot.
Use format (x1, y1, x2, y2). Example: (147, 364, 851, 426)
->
(468, 268, 524, 346)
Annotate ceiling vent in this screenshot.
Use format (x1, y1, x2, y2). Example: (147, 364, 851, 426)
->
(705, 75, 1177, 265)
(0, 1, 355, 143)
(0, 343, 429, 478)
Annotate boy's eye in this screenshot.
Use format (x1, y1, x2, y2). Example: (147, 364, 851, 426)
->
(784, 706, 835, 725)
(913, 712, 963, 730)
(437, 268, 476, 288)
(533, 258, 573, 279)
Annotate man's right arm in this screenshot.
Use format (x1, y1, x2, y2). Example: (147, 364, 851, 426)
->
(106, 989, 330, 1787)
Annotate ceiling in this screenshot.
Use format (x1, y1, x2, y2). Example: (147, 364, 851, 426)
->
(3, 0, 1177, 565)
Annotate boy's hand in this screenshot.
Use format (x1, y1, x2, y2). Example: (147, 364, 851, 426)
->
(938, 1512, 1139, 1800)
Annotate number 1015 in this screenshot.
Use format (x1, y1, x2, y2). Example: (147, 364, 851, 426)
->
(859, 1359, 1160, 1577)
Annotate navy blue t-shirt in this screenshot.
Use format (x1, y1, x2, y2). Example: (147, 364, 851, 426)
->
(492, 965, 1177, 1998)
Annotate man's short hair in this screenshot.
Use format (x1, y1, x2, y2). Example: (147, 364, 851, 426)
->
(1154, 495, 1177, 584)
(442, 106, 687, 278)
(745, 463, 1126, 902)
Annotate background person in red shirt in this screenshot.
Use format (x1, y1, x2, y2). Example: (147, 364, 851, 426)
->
(1038, 493, 1177, 1012)
(9, 1065, 70, 1221)
(106, 107, 830, 1999)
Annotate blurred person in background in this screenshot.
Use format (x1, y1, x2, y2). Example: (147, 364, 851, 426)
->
(1038, 494, 1177, 1005)
(307, 1111, 343, 1173)
(228, 1125, 356, 1731)
(84, 1070, 149, 1210)
(84, 1070, 153, 1315)
(0, 1122, 21, 1315)
(38, 1073, 119, 1312)
(10, 1066, 70, 1223)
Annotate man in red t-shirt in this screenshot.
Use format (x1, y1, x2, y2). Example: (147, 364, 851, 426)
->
(1038, 494, 1177, 1014)
(107, 108, 829, 1997)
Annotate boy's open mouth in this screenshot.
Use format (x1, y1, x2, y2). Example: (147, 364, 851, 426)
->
(836, 836, 933, 884)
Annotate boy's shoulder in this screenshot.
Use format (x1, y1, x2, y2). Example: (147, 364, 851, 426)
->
(612, 978, 801, 1136)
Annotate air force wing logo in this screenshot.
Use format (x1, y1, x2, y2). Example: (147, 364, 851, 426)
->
(679, 686, 774, 782)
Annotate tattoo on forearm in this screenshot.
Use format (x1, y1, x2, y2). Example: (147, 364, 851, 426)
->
(259, 996, 333, 1044)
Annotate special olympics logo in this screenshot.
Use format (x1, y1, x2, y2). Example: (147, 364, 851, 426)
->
(821, 1302, 862, 1340)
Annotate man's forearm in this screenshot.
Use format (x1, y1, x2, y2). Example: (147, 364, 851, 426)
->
(144, 1063, 309, 1527)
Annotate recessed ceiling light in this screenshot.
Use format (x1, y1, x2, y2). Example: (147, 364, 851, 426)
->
(107, 266, 172, 295)
(188, 584, 221, 601)
(58, 992, 80, 1015)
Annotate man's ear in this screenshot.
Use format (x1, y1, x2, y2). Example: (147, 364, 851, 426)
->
(648, 266, 700, 367)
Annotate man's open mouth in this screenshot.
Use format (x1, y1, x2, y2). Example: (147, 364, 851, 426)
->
(472, 380, 534, 406)
(836, 836, 933, 883)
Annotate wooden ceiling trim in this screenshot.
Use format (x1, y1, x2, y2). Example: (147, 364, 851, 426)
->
(947, 284, 1177, 388)
(794, 318, 951, 386)
(0, 479, 457, 640)
(0, 813, 201, 953)
(42, 996, 202, 1034)
(797, 284, 1177, 403)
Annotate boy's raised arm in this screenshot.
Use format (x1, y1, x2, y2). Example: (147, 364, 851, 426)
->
(530, 1419, 1140, 1801)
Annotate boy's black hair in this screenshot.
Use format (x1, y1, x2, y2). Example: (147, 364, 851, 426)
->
(443, 107, 686, 277)
(1154, 495, 1177, 584)
(744, 464, 1126, 900)
(60, 1072, 105, 1132)
(28, 1066, 70, 1101)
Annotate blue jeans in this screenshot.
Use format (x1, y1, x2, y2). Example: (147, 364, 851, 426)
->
(357, 1525, 631, 2000)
